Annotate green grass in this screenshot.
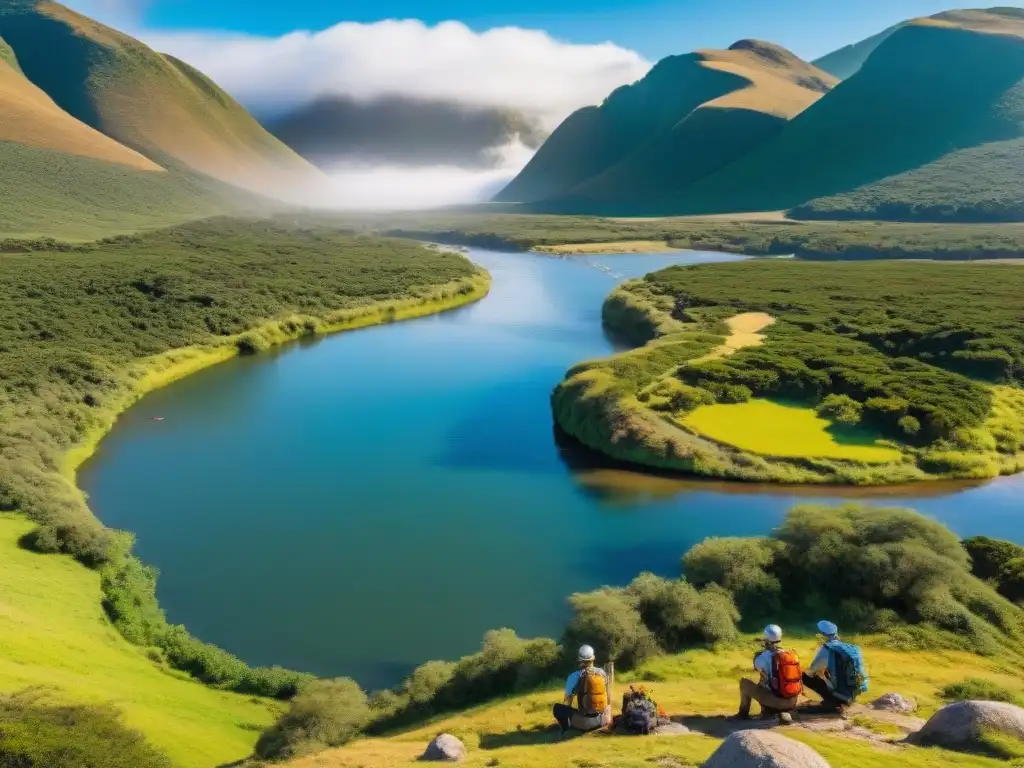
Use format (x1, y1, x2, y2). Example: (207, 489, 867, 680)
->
(683, 399, 902, 462)
(0, 514, 281, 768)
(0, 141, 248, 240)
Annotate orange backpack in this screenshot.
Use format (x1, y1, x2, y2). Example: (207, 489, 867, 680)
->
(575, 668, 608, 714)
(770, 649, 804, 698)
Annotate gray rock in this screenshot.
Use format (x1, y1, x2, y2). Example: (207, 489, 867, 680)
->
(653, 722, 690, 736)
(421, 733, 466, 762)
(871, 693, 916, 714)
(915, 700, 1024, 749)
(703, 730, 831, 768)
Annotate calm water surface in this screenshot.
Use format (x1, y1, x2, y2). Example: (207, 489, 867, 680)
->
(80, 248, 1024, 690)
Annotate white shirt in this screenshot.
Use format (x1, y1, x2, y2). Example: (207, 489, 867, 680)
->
(809, 644, 834, 689)
(753, 649, 774, 687)
(564, 666, 608, 699)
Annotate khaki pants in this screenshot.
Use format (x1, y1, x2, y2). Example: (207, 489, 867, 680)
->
(738, 678, 797, 717)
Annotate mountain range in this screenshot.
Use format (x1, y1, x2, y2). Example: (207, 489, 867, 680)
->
(498, 7, 1024, 222)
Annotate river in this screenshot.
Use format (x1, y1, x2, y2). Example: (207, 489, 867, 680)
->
(79, 248, 1024, 691)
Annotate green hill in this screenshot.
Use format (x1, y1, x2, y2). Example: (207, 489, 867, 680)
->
(493, 40, 835, 208)
(0, 0, 321, 198)
(812, 24, 901, 79)
(650, 8, 1024, 220)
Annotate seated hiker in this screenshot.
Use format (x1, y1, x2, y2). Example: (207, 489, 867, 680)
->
(803, 620, 869, 715)
(553, 645, 611, 735)
(736, 624, 802, 722)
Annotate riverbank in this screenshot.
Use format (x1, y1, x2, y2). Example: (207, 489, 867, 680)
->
(0, 218, 489, 764)
(552, 260, 1024, 485)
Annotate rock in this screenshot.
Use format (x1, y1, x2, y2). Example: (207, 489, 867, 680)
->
(872, 693, 916, 714)
(915, 700, 1024, 749)
(421, 733, 466, 762)
(703, 730, 831, 768)
(653, 722, 690, 736)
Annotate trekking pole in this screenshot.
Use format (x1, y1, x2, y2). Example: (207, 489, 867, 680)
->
(606, 661, 615, 727)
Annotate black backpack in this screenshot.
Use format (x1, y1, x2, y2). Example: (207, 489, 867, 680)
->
(621, 690, 658, 735)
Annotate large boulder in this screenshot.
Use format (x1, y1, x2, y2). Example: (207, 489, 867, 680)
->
(703, 730, 831, 768)
(915, 700, 1024, 749)
(872, 693, 916, 713)
(421, 733, 466, 762)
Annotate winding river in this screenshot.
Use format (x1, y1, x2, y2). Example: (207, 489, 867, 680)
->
(79, 248, 1024, 691)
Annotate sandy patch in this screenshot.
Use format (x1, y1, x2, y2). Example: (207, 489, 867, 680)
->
(694, 311, 775, 363)
(533, 240, 680, 255)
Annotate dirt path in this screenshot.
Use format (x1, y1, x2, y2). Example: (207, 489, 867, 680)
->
(692, 311, 775, 364)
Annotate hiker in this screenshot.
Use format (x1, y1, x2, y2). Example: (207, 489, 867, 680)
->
(736, 624, 802, 722)
(553, 645, 611, 735)
(803, 620, 869, 715)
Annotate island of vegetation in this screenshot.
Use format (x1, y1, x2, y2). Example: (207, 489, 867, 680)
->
(553, 260, 1024, 484)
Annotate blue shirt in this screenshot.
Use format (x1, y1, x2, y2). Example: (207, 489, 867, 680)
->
(564, 666, 608, 699)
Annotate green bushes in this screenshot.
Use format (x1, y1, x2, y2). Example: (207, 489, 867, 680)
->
(254, 678, 371, 760)
(964, 536, 1024, 604)
(817, 394, 862, 425)
(682, 504, 1024, 652)
(940, 677, 1022, 705)
(562, 574, 739, 669)
(0, 689, 172, 768)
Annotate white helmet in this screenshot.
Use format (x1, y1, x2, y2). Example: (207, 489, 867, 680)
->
(762, 624, 783, 643)
(817, 620, 839, 638)
(578, 644, 596, 662)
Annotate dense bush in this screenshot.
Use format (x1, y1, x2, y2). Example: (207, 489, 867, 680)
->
(254, 678, 371, 760)
(964, 536, 1024, 581)
(0, 689, 171, 768)
(562, 588, 658, 669)
(682, 504, 1024, 652)
(817, 394, 863, 425)
(940, 677, 1022, 705)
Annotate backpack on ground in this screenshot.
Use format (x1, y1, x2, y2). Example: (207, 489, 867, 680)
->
(575, 667, 608, 714)
(770, 649, 804, 698)
(621, 686, 659, 735)
(826, 641, 869, 703)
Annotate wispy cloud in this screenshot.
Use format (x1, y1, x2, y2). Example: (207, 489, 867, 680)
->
(143, 19, 650, 127)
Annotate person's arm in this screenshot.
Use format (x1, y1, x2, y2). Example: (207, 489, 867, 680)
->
(808, 646, 829, 677)
(563, 672, 578, 705)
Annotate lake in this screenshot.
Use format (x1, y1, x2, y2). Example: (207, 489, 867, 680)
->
(79, 248, 1024, 691)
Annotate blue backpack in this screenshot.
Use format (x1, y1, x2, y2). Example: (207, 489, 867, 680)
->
(826, 641, 869, 702)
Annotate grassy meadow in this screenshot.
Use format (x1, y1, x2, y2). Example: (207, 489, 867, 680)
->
(0, 514, 281, 768)
(682, 399, 903, 462)
(552, 259, 1024, 484)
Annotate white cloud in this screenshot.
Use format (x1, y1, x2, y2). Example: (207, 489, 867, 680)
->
(142, 19, 650, 128)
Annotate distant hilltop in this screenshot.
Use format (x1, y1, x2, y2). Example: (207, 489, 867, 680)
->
(497, 7, 1024, 223)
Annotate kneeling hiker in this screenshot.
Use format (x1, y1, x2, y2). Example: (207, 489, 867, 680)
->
(737, 624, 802, 722)
(803, 620, 869, 715)
(553, 645, 611, 735)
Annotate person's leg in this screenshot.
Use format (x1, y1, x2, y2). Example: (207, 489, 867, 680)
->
(737, 678, 759, 718)
(801, 673, 844, 711)
(553, 703, 574, 732)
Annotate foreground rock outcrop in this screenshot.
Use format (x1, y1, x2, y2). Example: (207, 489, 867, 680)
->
(872, 693, 916, 713)
(421, 733, 466, 762)
(914, 700, 1024, 750)
(703, 730, 831, 768)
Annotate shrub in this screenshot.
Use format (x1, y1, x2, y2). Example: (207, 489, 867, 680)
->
(817, 394, 863, 425)
(682, 537, 782, 615)
(626, 573, 739, 649)
(255, 678, 370, 760)
(964, 536, 1024, 582)
(563, 588, 657, 669)
(0, 689, 172, 768)
(940, 678, 1022, 705)
(236, 332, 268, 355)
(999, 557, 1024, 603)
(899, 415, 921, 436)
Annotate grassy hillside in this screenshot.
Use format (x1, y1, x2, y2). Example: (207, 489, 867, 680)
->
(493, 41, 834, 207)
(812, 23, 901, 79)
(657, 9, 1024, 220)
(0, 0, 320, 198)
(0, 514, 281, 768)
(551, 259, 1024, 484)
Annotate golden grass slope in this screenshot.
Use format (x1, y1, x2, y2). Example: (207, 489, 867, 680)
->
(0, 51, 160, 170)
(696, 40, 838, 116)
(0, 0, 320, 197)
(920, 7, 1024, 37)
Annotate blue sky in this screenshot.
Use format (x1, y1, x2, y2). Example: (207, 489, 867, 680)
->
(136, 0, 1024, 60)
